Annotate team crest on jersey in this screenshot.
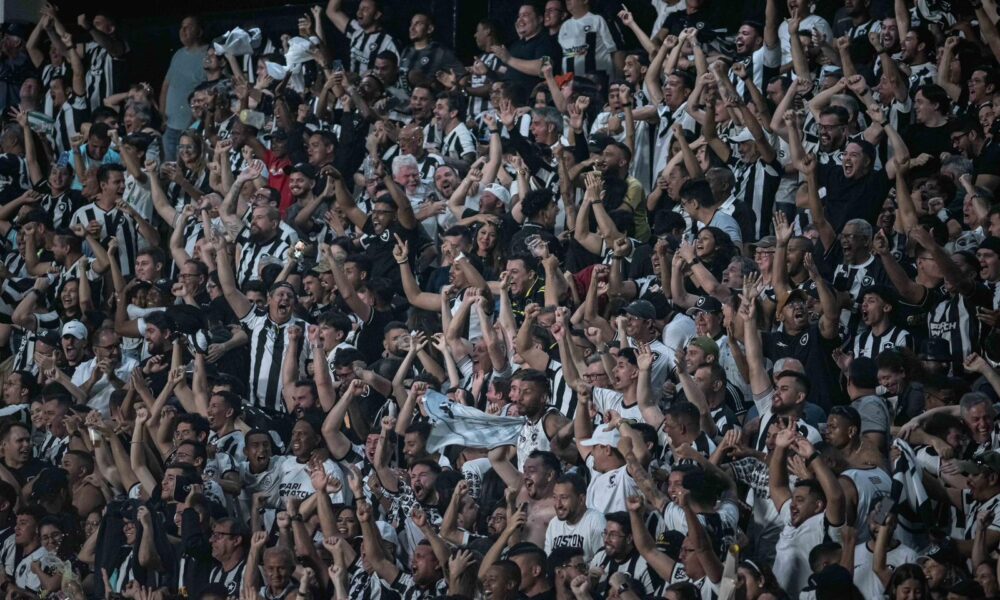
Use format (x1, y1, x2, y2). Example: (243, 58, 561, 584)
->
(862, 276, 874, 286)
(420, 56, 430, 65)
(650, 351, 662, 362)
(800, 333, 809, 346)
(370, 42, 378, 50)
(583, 25, 592, 31)
(883, 342, 895, 350)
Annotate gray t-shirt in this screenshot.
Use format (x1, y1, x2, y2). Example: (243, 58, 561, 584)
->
(164, 46, 208, 130)
(851, 394, 891, 435)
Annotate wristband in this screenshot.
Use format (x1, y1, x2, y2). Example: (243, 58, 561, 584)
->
(805, 451, 820, 466)
(291, 514, 304, 522)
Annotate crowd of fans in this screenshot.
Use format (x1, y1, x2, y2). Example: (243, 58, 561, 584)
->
(1, 0, 1000, 598)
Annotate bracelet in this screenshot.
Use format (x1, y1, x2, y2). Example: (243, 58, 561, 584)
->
(805, 451, 820, 466)
(489, 129, 500, 134)
(396, 260, 408, 265)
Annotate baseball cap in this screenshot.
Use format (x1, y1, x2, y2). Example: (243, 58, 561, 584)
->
(687, 336, 719, 359)
(482, 183, 511, 206)
(580, 427, 622, 447)
(685, 296, 723, 316)
(287, 162, 317, 180)
(918, 540, 965, 568)
(979, 236, 1000, 256)
(35, 328, 60, 347)
(623, 299, 656, 320)
(61, 320, 88, 340)
(729, 127, 755, 143)
(751, 236, 777, 251)
(955, 450, 1000, 475)
(588, 131, 614, 153)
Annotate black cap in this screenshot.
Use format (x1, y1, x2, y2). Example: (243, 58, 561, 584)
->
(919, 337, 951, 361)
(656, 530, 685, 561)
(287, 162, 317, 179)
(920, 540, 966, 569)
(686, 295, 723, 316)
(588, 132, 614, 154)
(30, 468, 69, 500)
(807, 564, 853, 589)
(623, 299, 656, 320)
(36, 330, 61, 347)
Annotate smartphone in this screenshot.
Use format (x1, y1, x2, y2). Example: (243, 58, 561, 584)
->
(541, 56, 551, 67)
(332, 59, 344, 73)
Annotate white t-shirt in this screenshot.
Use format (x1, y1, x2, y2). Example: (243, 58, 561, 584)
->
(274, 455, 351, 505)
(585, 457, 638, 513)
(557, 12, 616, 77)
(71, 355, 141, 415)
(592, 387, 644, 423)
(772, 500, 842, 597)
(853, 541, 917, 599)
(545, 509, 607, 561)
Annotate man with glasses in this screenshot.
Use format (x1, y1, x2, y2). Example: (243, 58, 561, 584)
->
(209, 518, 248, 597)
(543, 0, 566, 38)
(70, 328, 137, 415)
(951, 116, 1000, 193)
(588, 512, 656, 596)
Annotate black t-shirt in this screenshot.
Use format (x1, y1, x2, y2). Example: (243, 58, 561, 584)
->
(356, 308, 395, 365)
(4, 458, 45, 487)
(817, 163, 892, 232)
(762, 323, 843, 410)
(360, 219, 421, 285)
(506, 33, 563, 89)
(903, 123, 953, 160)
(974, 142, 1000, 180)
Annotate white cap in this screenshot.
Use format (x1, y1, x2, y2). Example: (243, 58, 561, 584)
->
(482, 183, 511, 206)
(61, 320, 87, 340)
(729, 128, 755, 143)
(580, 427, 622, 447)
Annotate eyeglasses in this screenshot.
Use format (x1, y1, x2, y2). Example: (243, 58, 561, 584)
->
(210, 530, 239, 539)
(603, 531, 626, 540)
(40, 533, 63, 544)
(582, 373, 607, 381)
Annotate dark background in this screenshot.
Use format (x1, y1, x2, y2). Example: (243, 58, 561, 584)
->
(31, 0, 661, 87)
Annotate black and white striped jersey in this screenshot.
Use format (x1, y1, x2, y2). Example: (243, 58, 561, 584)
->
(40, 63, 69, 91)
(345, 22, 398, 74)
(832, 254, 892, 338)
(167, 168, 212, 215)
(11, 310, 60, 373)
(728, 153, 782, 239)
(239, 308, 308, 412)
(469, 53, 501, 116)
(852, 325, 912, 359)
(69, 202, 141, 278)
(927, 285, 994, 374)
(50, 94, 90, 156)
(731, 44, 781, 102)
(439, 123, 476, 162)
(32, 182, 84, 230)
(83, 40, 127, 110)
(235, 234, 291, 288)
(545, 359, 578, 419)
(208, 559, 245, 598)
